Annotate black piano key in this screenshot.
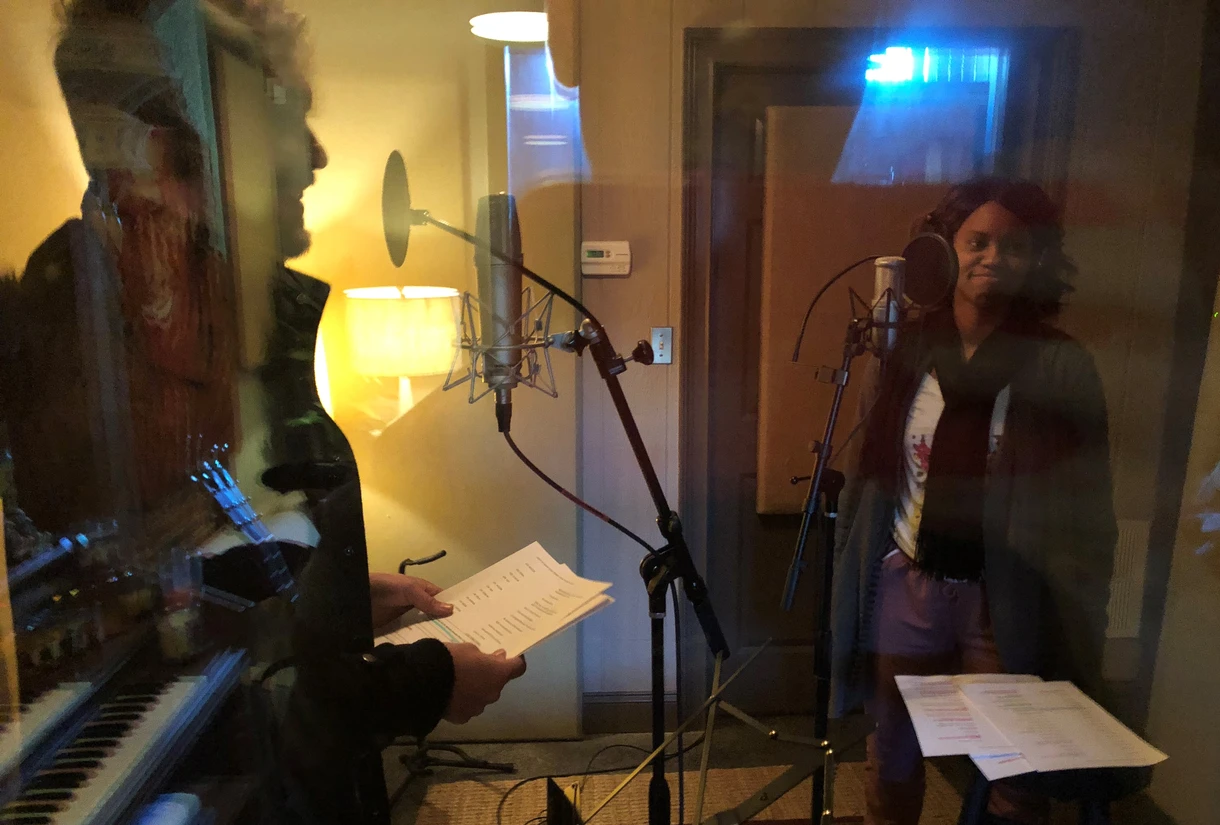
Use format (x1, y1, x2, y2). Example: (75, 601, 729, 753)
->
(77, 723, 130, 738)
(51, 758, 101, 769)
(27, 772, 86, 790)
(0, 816, 53, 824)
(1, 803, 62, 814)
(31, 768, 89, 782)
(15, 792, 71, 802)
(35, 767, 97, 777)
(71, 738, 119, 748)
(55, 748, 106, 759)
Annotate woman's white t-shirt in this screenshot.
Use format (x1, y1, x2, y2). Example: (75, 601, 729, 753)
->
(889, 372, 1011, 561)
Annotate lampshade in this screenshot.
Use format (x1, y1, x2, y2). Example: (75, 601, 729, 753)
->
(344, 286, 459, 378)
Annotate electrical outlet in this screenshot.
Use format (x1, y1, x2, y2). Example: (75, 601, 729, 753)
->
(651, 327, 673, 364)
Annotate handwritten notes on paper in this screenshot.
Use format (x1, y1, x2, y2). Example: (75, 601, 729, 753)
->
(895, 674, 1166, 780)
(374, 542, 613, 658)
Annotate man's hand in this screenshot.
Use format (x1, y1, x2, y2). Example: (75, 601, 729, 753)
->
(369, 573, 453, 630)
(443, 644, 527, 723)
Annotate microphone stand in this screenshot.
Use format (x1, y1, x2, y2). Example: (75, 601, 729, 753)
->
(407, 208, 730, 825)
(779, 313, 872, 825)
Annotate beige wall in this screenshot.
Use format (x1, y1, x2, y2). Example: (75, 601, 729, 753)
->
(573, 0, 1209, 714)
(291, 0, 580, 739)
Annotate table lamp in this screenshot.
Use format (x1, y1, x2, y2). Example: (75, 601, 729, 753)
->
(344, 286, 460, 417)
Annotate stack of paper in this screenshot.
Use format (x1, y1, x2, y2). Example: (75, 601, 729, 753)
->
(374, 542, 613, 658)
(895, 674, 1167, 780)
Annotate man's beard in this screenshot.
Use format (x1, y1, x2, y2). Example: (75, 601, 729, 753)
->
(277, 184, 312, 259)
(280, 222, 311, 259)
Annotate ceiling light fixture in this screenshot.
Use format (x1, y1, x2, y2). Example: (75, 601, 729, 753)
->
(469, 11, 548, 43)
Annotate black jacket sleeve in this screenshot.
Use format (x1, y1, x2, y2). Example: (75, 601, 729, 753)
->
(284, 640, 455, 750)
(277, 640, 454, 823)
(363, 640, 455, 740)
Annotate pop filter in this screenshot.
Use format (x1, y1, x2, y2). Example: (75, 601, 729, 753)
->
(382, 150, 411, 267)
(901, 233, 957, 307)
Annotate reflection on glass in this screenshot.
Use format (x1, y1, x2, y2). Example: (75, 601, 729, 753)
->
(506, 44, 589, 192)
(835, 44, 1010, 185)
(0, 1, 377, 821)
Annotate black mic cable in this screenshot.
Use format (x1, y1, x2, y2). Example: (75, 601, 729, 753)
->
(791, 255, 880, 363)
(502, 431, 658, 557)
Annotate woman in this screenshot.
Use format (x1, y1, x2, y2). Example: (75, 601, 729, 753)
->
(830, 178, 1117, 825)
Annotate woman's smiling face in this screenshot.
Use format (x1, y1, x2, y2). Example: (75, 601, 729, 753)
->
(952, 200, 1035, 311)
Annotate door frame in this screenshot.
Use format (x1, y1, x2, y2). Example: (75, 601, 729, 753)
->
(678, 26, 1081, 707)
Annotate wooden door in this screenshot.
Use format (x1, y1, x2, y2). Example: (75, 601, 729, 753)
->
(685, 29, 1078, 715)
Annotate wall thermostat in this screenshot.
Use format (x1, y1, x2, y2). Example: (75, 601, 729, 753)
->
(580, 241, 631, 277)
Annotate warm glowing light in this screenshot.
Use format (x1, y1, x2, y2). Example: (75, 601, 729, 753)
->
(470, 12, 548, 43)
(344, 287, 459, 378)
(314, 331, 334, 416)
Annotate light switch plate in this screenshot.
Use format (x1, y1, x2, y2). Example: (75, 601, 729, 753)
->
(651, 327, 673, 364)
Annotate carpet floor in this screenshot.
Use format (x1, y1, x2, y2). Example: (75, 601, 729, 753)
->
(413, 761, 962, 825)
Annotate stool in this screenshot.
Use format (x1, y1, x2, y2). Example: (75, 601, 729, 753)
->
(956, 764, 1151, 825)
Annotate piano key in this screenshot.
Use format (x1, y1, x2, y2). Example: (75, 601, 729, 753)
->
(50, 751, 104, 761)
(2, 803, 62, 814)
(28, 677, 205, 825)
(72, 726, 128, 740)
(0, 685, 92, 776)
(25, 774, 87, 791)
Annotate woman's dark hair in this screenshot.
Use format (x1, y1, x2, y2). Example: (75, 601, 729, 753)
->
(915, 176, 1076, 321)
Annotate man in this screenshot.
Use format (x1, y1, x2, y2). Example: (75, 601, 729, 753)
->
(6, 1, 524, 821)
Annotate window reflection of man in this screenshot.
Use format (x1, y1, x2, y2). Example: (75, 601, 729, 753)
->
(6, 1, 526, 821)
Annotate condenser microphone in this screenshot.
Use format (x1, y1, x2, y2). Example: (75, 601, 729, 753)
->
(871, 256, 905, 357)
(475, 193, 523, 433)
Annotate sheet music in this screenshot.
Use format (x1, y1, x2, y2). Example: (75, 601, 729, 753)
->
(894, 673, 1035, 757)
(375, 542, 613, 658)
(897, 674, 1164, 777)
(969, 748, 1036, 781)
(959, 681, 1167, 773)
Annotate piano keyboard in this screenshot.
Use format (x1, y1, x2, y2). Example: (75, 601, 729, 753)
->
(0, 651, 243, 825)
(0, 685, 93, 777)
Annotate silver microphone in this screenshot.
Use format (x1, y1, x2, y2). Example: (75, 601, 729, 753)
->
(871, 256, 905, 357)
(474, 193, 523, 432)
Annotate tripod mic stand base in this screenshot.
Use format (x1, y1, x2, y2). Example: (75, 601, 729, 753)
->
(387, 738, 515, 807)
(698, 749, 835, 825)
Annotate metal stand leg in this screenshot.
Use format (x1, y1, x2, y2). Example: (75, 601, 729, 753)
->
(648, 609, 671, 825)
(956, 770, 990, 825)
(693, 655, 723, 824)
